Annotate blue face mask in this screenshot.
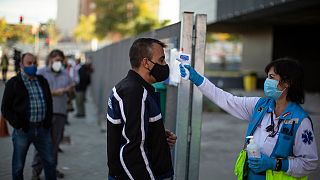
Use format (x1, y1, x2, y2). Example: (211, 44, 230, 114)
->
(24, 65, 37, 76)
(264, 78, 285, 100)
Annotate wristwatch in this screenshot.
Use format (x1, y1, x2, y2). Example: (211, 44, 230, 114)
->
(275, 158, 282, 171)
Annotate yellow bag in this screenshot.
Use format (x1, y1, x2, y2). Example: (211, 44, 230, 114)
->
(234, 149, 248, 180)
(266, 170, 308, 180)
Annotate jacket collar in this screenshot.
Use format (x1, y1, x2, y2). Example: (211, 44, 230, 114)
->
(20, 71, 38, 81)
(127, 70, 155, 92)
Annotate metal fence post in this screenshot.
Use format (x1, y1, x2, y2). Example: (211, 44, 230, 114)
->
(174, 12, 194, 180)
(188, 14, 207, 180)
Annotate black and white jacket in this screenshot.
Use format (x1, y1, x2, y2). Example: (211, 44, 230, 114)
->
(106, 70, 174, 180)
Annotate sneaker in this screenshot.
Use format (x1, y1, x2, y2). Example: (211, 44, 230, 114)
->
(56, 170, 64, 179)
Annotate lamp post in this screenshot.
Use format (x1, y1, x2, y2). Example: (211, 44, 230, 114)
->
(32, 23, 40, 55)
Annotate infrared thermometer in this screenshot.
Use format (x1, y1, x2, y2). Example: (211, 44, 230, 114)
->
(176, 52, 191, 80)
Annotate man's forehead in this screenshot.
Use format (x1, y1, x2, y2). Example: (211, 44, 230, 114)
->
(23, 54, 35, 61)
(152, 44, 165, 54)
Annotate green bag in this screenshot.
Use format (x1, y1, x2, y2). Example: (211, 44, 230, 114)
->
(234, 149, 248, 180)
(266, 170, 308, 180)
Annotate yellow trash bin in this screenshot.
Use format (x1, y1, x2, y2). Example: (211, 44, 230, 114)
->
(243, 72, 257, 92)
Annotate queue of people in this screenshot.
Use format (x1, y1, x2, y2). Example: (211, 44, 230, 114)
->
(1, 49, 94, 180)
(1, 52, 57, 180)
(1, 37, 318, 180)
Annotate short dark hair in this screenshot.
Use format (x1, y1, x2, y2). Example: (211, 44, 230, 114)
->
(265, 57, 305, 104)
(21, 52, 35, 64)
(129, 38, 166, 68)
(46, 49, 65, 65)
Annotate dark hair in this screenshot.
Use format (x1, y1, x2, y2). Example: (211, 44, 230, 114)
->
(21, 52, 35, 64)
(46, 49, 65, 65)
(129, 38, 166, 68)
(265, 57, 305, 104)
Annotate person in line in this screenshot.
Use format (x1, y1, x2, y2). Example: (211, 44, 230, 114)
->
(75, 61, 92, 118)
(1, 53, 56, 180)
(107, 38, 177, 180)
(1, 50, 9, 82)
(13, 48, 21, 74)
(32, 49, 74, 179)
(179, 57, 318, 179)
(64, 59, 78, 118)
(66, 58, 79, 84)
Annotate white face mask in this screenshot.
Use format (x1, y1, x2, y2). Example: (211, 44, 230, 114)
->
(52, 61, 62, 72)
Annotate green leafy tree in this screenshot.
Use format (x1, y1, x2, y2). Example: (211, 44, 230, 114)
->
(0, 18, 14, 44)
(94, 0, 170, 40)
(73, 14, 96, 42)
(94, 0, 138, 39)
(0, 18, 35, 45)
(9, 24, 33, 44)
(47, 19, 61, 45)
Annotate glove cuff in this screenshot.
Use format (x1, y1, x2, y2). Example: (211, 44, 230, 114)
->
(281, 159, 289, 172)
(194, 75, 204, 86)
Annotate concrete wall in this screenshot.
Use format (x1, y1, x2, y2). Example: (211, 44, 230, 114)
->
(241, 27, 273, 77)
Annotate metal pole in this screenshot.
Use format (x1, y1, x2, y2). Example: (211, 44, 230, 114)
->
(174, 12, 194, 180)
(35, 25, 40, 55)
(188, 14, 207, 180)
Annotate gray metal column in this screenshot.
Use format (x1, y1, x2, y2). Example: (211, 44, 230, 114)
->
(174, 12, 194, 180)
(188, 14, 207, 180)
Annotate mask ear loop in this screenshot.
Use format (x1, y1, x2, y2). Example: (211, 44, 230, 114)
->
(145, 58, 156, 72)
(278, 79, 288, 92)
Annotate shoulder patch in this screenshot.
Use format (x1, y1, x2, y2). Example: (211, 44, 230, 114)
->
(257, 106, 264, 112)
(302, 130, 314, 145)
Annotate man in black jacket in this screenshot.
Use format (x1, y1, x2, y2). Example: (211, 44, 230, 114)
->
(1, 53, 56, 180)
(107, 38, 177, 180)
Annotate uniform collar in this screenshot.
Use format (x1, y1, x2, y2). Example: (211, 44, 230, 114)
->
(127, 70, 155, 92)
(266, 99, 294, 120)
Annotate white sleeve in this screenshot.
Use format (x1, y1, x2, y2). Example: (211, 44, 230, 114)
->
(287, 118, 318, 177)
(197, 78, 260, 121)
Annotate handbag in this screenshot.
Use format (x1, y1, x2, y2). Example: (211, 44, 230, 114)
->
(234, 149, 248, 180)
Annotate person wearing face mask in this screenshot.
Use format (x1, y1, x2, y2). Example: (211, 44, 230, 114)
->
(32, 49, 75, 179)
(1, 53, 56, 180)
(179, 57, 318, 180)
(106, 38, 176, 180)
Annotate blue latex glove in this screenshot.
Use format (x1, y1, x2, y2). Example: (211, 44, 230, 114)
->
(248, 154, 276, 173)
(179, 64, 204, 86)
